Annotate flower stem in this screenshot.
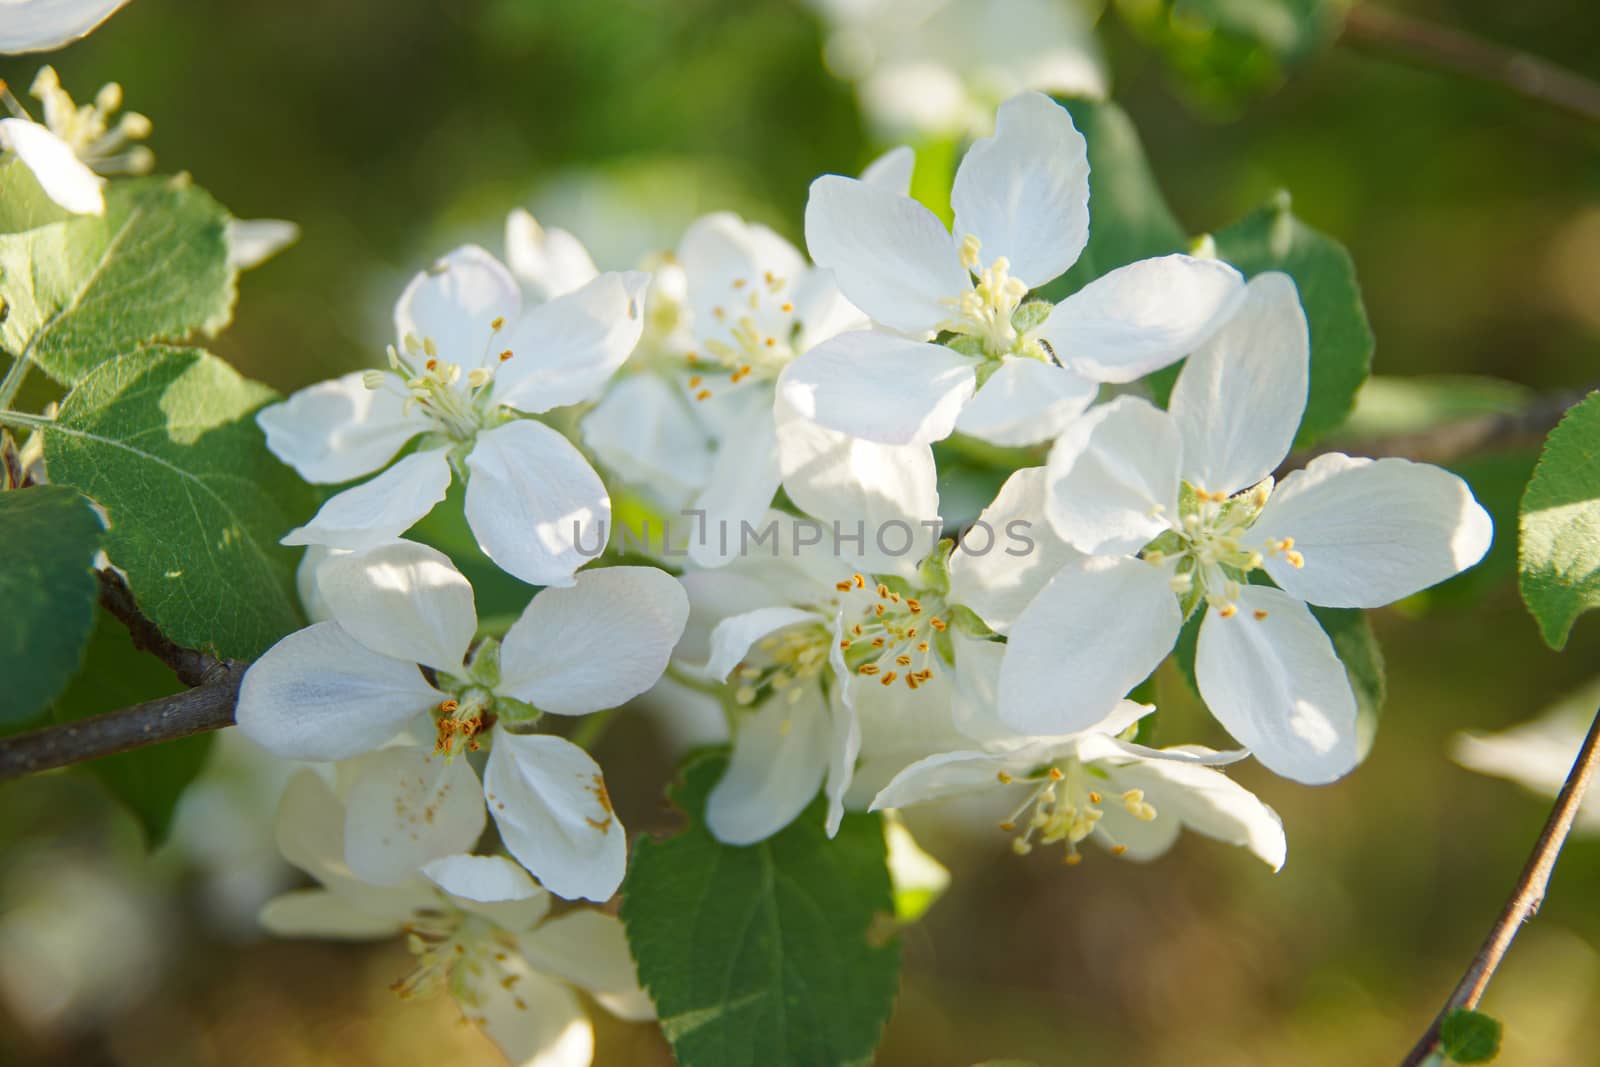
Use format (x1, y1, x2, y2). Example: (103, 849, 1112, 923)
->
(0, 355, 31, 412)
(1398, 702, 1600, 1065)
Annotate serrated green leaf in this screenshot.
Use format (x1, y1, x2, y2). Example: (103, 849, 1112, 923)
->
(621, 756, 902, 1067)
(1209, 193, 1374, 446)
(1040, 98, 1187, 304)
(0, 174, 236, 385)
(49, 606, 212, 845)
(0, 158, 74, 235)
(0, 485, 103, 727)
(30, 346, 313, 659)
(1440, 1008, 1502, 1063)
(1519, 391, 1600, 650)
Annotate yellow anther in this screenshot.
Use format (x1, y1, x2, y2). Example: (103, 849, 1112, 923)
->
(1063, 851, 1082, 866)
(1088, 791, 1102, 804)
(688, 375, 703, 388)
(997, 771, 1014, 784)
(858, 664, 879, 676)
(1285, 550, 1305, 568)
(491, 316, 505, 331)
(1253, 609, 1270, 621)
(423, 336, 438, 358)
(499, 349, 513, 362)
(1048, 767, 1064, 781)
(880, 671, 898, 686)
(695, 389, 712, 401)
(999, 820, 1017, 832)
(1111, 844, 1128, 856)
(731, 278, 747, 289)
(959, 233, 982, 270)
(1218, 604, 1238, 619)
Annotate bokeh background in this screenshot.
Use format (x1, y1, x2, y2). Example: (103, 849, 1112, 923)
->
(3, 1, 1600, 1064)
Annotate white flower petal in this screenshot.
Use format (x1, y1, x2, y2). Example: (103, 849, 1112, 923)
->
(1195, 585, 1359, 784)
(466, 962, 593, 1067)
(314, 540, 476, 672)
(954, 357, 1098, 447)
(505, 209, 599, 303)
(1169, 271, 1308, 495)
(998, 555, 1182, 735)
(580, 373, 713, 508)
(947, 466, 1082, 634)
(706, 688, 831, 845)
(485, 731, 627, 902)
(518, 911, 654, 1021)
(775, 391, 940, 573)
(1088, 799, 1184, 861)
(804, 174, 968, 333)
(498, 566, 688, 715)
(859, 144, 915, 195)
(281, 447, 452, 550)
(949, 91, 1088, 287)
(493, 271, 649, 413)
(236, 622, 441, 761)
(0, 119, 102, 214)
(394, 245, 521, 372)
(258, 889, 403, 940)
(1039, 254, 1245, 384)
(701, 607, 826, 683)
(1109, 758, 1288, 869)
(871, 747, 1036, 811)
(0, 0, 129, 53)
(1044, 396, 1182, 555)
(1255, 454, 1494, 608)
(464, 419, 610, 588)
(274, 769, 346, 879)
(687, 394, 784, 569)
(257, 371, 429, 485)
(790, 267, 872, 351)
(679, 212, 807, 331)
(343, 747, 486, 886)
(421, 853, 544, 905)
(779, 330, 977, 445)
(226, 218, 300, 271)
(824, 680, 860, 837)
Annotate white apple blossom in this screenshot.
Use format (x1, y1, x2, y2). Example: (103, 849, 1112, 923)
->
(676, 478, 1075, 844)
(506, 207, 601, 303)
(225, 217, 299, 271)
(258, 246, 648, 587)
(872, 701, 1287, 869)
(237, 541, 689, 901)
(1453, 679, 1600, 834)
(1001, 272, 1493, 784)
(811, 0, 1107, 139)
(780, 90, 1245, 455)
(0, 65, 151, 215)
(262, 768, 651, 1067)
(0, 0, 129, 54)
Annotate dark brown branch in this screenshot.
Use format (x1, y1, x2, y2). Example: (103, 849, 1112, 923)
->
(96, 568, 222, 687)
(1280, 383, 1594, 476)
(1341, 4, 1600, 125)
(0, 663, 244, 782)
(1399, 703, 1600, 1065)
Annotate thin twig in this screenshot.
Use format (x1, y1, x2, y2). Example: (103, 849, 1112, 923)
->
(96, 568, 222, 687)
(1279, 383, 1594, 476)
(1399, 704, 1600, 1066)
(1341, 3, 1600, 125)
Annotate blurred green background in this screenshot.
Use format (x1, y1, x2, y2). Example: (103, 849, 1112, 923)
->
(3, 0, 1600, 1064)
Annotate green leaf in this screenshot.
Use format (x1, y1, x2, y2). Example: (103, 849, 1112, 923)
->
(33, 346, 313, 659)
(1519, 391, 1600, 650)
(1040, 98, 1187, 303)
(0, 174, 236, 385)
(1115, 0, 1339, 114)
(1210, 192, 1375, 446)
(1311, 606, 1385, 756)
(1336, 375, 1533, 442)
(0, 159, 74, 235)
(0, 485, 103, 727)
(49, 606, 212, 844)
(621, 756, 902, 1067)
(1439, 1008, 1502, 1063)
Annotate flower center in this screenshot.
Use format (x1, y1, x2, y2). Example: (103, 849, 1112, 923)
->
(2, 68, 153, 176)
(395, 907, 534, 1025)
(366, 318, 516, 442)
(687, 271, 803, 401)
(833, 573, 948, 692)
(733, 621, 833, 707)
(431, 690, 495, 758)
(1142, 481, 1305, 617)
(940, 235, 1051, 361)
(998, 760, 1158, 866)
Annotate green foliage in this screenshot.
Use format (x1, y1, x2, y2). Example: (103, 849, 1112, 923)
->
(49, 606, 213, 844)
(0, 485, 103, 727)
(1310, 606, 1385, 754)
(1519, 392, 1600, 650)
(1439, 1008, 1502, 1063)
(0, 174, 235, 385)
(0, 159, 74, 234)
(1115, 0, 1339, 114)
(1336, 376, 1534, 441)
(621, 756, 902, 1067)
(39, 346, 313, 659)
(1042, 98, 1187, 303)
(1210, 193, 1375, 446)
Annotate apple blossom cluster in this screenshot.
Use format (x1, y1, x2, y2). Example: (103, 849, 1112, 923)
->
(230, 90, 1493, 1062)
